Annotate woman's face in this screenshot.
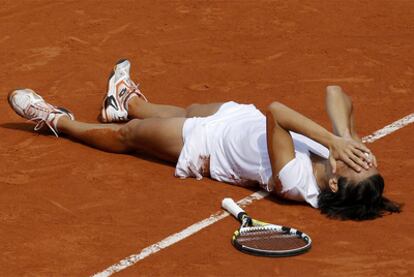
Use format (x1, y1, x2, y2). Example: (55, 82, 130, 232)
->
(335, 160, 378, 183)
(326, 160, 379, 192)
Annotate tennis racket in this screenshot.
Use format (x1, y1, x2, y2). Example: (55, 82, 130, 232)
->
(221, 198, 312, 257)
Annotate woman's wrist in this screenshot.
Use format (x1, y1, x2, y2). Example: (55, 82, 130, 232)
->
(341, 128, 362, 142)
(341, 128, 352, 138)
(323, 132, 338, 149)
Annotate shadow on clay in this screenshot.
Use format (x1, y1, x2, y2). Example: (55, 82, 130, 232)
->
(0, 122, 47, 134)
(219, 182, 308, 207)
(1, 122, 174, 167)
(130, 152, 174, 167)
(267, 193, 309, 207)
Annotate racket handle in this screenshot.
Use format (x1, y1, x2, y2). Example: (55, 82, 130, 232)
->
(222, 198, 246, 220)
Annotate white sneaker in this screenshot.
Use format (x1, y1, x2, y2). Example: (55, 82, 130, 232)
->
(100, 59, 148, 122)
(8, 88, 74, 137)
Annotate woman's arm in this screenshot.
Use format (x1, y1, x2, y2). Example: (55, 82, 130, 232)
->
(325, 85, 376, 166)
(325, 85, 360, 141)
(266, 102, 371, 175)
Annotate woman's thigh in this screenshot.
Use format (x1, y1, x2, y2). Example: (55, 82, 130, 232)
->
(121, 117, 186, 163)
(185, 102, 224, 118)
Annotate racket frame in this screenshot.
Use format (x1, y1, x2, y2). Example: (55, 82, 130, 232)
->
(222, 198, 312, 257)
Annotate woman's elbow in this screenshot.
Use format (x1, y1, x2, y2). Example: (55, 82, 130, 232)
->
(267, 101, 286, 115)
(326, 85, 343, 95)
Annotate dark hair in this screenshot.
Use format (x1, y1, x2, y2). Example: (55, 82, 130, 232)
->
(318, 174, 401, 220)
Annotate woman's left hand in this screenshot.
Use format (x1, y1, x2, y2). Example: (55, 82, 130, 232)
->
(365, 152, 378, 168)
(328, 136, 372, 173)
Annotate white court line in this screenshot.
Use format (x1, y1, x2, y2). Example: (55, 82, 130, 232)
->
(92, 113, 413, 277)
(92, 191, 269, 277)
(362, 113, 414, 143)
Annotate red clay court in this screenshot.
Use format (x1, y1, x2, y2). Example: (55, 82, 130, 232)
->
(1, 0, 413, 276)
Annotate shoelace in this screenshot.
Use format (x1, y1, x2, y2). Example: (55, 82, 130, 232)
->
(126, 78, 148, 102)
(131, 80, 148, 102)
(24, 101, 60, 137)
(115, 65, 148, 103)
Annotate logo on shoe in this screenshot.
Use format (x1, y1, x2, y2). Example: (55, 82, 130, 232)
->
(105, 95, 119, 111)
(119, 87, 127, 97)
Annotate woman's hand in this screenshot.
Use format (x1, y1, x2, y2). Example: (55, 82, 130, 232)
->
(328, 135, 372, 173)
(365, 152, 378, 168)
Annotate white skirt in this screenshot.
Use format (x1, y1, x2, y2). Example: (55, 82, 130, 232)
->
(175, 101, 272, 187)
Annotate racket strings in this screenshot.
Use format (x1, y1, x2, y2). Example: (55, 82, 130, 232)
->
(237, 230, 308, 251)
(239, 225, 284, 234)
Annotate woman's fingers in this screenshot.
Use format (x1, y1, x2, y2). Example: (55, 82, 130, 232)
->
(352, 141, 371, 154)
(372, 154, 378, 167)
(341, 153, 361, 172)
(349, 149, 370, 169)
(348, 151, 369, 169)
(329, 155, 337, 174)
(348, 140, 374, 168)
(353, 148, 369, 161)
(330, 136, 377, 173)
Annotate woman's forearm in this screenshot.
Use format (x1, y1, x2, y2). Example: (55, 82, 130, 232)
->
(268, 102, 335, 148)
(268, 101, 371, 172)
(325, 85, 355, 138)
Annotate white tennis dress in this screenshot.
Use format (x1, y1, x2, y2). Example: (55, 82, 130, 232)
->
(175, 101, 329, 208)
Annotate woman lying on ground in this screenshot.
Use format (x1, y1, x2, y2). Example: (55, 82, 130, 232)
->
(8, 59, 400, 220)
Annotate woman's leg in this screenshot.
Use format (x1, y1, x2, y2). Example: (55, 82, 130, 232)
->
(60, 97, 224, 161)
(9, 88, 184, 163)
(57, 116, 185, 163)
(101, 59, 224, 121)
(127, 97, 224, 119)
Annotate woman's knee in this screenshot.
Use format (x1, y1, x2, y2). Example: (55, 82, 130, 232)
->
(267, 101, 285, 115)
(326, 85, 342, 94)
(185, 103, 200, 116)
(118, 119, 141, 148)
(185, 103, 223, 118)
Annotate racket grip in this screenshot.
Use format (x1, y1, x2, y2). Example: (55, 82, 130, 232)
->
(222, 198, 245, 219)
